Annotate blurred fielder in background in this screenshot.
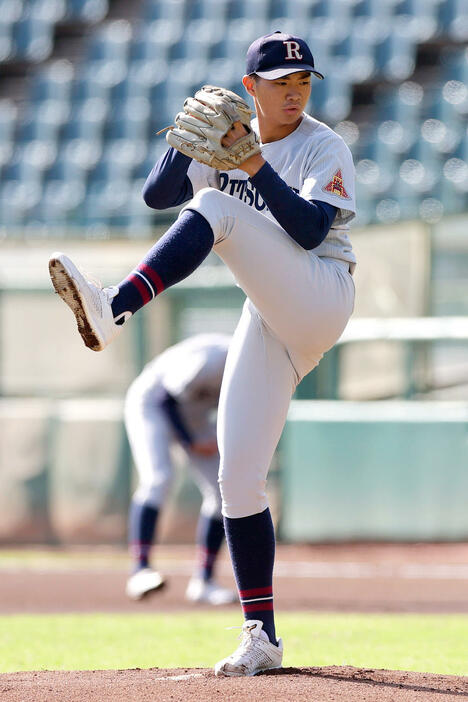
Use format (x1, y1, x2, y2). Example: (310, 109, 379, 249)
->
(125, 333, 236, 606)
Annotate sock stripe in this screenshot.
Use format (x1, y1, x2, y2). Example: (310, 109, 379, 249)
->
(240, 596, 273, 603)
(198, 547, 217, 569)
(242, 601, 274, 613)
(239, 586, 272, 598)
(130, 272, 152, 304)
(140, 263, 165, 294)
(130, 541, 152, 558)
(134, 270, 156, 299)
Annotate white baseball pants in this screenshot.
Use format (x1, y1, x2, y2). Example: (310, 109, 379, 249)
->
(182, 188, 355, 518)
(124, 381, 222, 518)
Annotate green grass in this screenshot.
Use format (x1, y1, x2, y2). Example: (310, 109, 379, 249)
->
(1, 612, 467, 676)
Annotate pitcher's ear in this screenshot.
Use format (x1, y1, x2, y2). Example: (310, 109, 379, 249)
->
(242, 74, 256, 97)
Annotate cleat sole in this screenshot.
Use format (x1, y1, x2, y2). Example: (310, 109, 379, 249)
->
(49, 256, 102, 351)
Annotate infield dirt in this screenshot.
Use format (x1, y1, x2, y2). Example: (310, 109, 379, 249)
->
(1, 666, 468, 702)
(1, 543, 468, 700)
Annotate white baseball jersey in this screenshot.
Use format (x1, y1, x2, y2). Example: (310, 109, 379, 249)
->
(187, 113, 356, 272)
(130, 333, 231, 432)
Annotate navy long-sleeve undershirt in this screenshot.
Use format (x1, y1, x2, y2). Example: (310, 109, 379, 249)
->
(249, 162, 337, 250)
(142, 148, 337, 250)
(157, 388, 193, 447)
(142, 148, 193, 209)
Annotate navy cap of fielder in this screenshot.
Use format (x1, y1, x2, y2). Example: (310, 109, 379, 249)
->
(246, 31, 324, 81)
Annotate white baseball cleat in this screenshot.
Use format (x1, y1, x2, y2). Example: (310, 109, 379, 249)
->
(125, 568, 165, 601)
(185, 577, 238, 606)
(48, 251, 125, 351)
(214, 620, 283, 677)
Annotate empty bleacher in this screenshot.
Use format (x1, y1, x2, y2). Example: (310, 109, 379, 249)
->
(0, 0, 467, 234)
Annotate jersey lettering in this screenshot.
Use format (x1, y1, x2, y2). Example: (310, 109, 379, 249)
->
(283, 40, 303, 61)
(219, 173, 299, 213)
(243, 180, 255, 207)
(219, 172, 229, 191)
(254, 189, 266, 210)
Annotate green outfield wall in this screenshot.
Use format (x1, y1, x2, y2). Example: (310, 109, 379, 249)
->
(280, 401, 468, 542)
(2, 396, 468, 544)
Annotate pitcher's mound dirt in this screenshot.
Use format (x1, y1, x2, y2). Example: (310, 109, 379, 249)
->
(2, 666, 468, 702)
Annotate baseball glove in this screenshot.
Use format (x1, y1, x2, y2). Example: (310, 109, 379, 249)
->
(165, 85, 261, 170)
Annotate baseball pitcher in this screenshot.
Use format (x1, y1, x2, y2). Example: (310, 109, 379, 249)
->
(49, 31, 356, 676)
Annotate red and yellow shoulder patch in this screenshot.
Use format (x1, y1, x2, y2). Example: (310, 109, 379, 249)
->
(322, 169, 350, 199)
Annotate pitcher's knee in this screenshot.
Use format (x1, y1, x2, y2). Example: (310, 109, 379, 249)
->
(182, 188, 236, 244)
(218, 475, 268, 519)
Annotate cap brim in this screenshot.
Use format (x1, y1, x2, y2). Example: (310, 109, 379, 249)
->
(254, 66, 324, 80)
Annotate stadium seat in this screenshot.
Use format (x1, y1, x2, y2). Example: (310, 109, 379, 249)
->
(11, 16, 54, 62)
(355, 157, 396, 197)
(228, 0, 271, 21)
(372, 119, 417, 161)
(61, 138, 102, 173)
(143, 0, 187, 23)
(0, 24, 13, 62)
(309, 73, 353, 122)
(133, 139, 170, 181)
(187, 0, 231, 22)
(130, 20, 182, 63)
(333, 24, 378, 83)
(439, 0, 468, 41)
(374, 31, 416, 81)
(205, 58, 238, 89)
(82, 177, 133, 226)
(64, 0, 108, 24)
(40, 178, 86, 225)
(377, 81, 425, 124)
(0, 180, 42, 226)
(312, 0, 354, 22)
(271, 0, 320, 21)
(0, 99, 18, 143)
(29, 60, 74, 103)
(442, 47, 468, 85)
(61, 97, 108, 141)
(102, 138, 147, 175)
(3, 140, 56, 183)
(222, 19, 269, 61)
(104, 97, 151, 141)
(353, 0, 403, 19)
(438, 162, 468, 214)
(30, 0, 66, 24)
(17, 100, 69, 143)
(71, 74, 110, 103)
(86, 20, 132, 62)
(170, 19, 226, 61)
(353, 183, 377, 226)
(394, 0, 440, 41)
(125, 179, 158, 234)
(80, 59, 128, 93)
(0, 0, 23, 23)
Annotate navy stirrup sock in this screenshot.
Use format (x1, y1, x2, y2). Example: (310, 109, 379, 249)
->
(112, 210, 214, 322)
(195, 515, 225, 582)
(223, 508, 277, 644)
(128, 501, 159, 572)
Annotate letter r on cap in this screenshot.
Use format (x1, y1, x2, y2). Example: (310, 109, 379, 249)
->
(283, 40, 303, 60)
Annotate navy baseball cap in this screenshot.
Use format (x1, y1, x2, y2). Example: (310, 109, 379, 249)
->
(246, 31, 324, 80)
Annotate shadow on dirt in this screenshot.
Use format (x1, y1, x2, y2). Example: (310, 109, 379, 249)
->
(258, 665, 468, 697)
